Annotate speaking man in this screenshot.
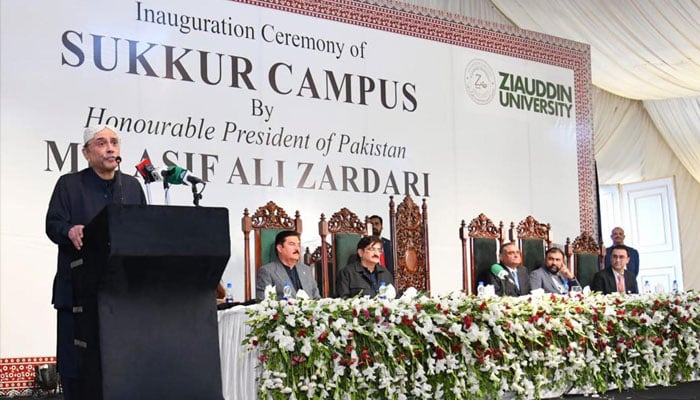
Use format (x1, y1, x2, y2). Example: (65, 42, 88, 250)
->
(45, 125, 146, 399)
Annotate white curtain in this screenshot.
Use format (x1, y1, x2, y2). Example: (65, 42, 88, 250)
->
(644, 96, 700, 184)
(593, 87, 700, 289)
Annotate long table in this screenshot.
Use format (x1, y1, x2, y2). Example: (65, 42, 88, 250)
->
(219, 292, 699, 400)
(218, 306, 257, 400)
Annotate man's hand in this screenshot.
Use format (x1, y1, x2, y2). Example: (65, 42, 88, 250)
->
(560, 264, 575, 280)
(68, 225, 85, 250)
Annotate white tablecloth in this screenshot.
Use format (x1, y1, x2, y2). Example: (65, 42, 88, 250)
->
(218, 306, 258, 400)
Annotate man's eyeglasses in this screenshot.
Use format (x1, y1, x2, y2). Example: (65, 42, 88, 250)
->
(364, 246, 382, 252)
(87, 138, 120, 148)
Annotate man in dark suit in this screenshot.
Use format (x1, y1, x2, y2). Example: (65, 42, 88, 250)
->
(46, 125, 147, 400)
(604, 227, 640, 277)
(336, 235, 394, 298)
(255, 231, 320, 300)
(486, 242, 531, 296)
(369, 215, 394, 279)
(591, 244, 639, 294)
(530, 247, 581, 294)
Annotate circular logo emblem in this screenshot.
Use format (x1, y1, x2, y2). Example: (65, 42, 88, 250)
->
(464, 59, 496, 105)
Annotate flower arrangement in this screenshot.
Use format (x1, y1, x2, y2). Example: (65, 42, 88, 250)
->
(245, 289, 700, 400)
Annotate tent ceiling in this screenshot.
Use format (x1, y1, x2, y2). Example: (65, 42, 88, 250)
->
(489, 0, 700, 184)
(490, 0, 700, 100)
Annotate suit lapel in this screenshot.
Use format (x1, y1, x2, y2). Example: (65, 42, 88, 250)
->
(297, 265, 310, 292)
(276, 262, 311, 294)
(273, 262, 288, 285)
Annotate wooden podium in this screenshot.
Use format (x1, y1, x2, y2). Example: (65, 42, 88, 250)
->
(72, 205, 230, 400)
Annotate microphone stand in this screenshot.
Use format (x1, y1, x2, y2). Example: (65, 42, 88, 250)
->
(191, 182, 204, 206)
(160, 168, 173, 206)
(115, 156, 124, 204)
(143, 182, 152, 205)
(163, 180, 171, 205)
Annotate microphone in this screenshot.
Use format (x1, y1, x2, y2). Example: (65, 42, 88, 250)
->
(161, 165, 204, 186)
(135, 158, 161, 184)
(115, 156, 124, 204)
(490, 264, 510, 280)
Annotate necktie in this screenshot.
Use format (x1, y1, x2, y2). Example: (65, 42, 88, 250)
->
(511, 269, 520, 292)
(616, 274, 625, 293)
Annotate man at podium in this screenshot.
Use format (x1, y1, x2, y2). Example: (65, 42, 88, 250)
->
(45, 125, 146, 400)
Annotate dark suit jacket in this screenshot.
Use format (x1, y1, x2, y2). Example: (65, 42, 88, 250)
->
(255, 261, 320, 300)
(605, 246, 640, 277)
(381, 237, 394, 280)
(336, 261, 393, 298)
(486, 264, 531, 296)
(590, 268, 638, 294)
(46, 168, 146, 309)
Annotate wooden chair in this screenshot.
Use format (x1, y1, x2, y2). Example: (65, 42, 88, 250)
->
(460, 213, 505, 295)
(510, 215, 551, 274)
(304, 241, 332, 297)
(389, 195, 430, 294)
(316, 208, 370, 297)
(241, 201, 301, 301)
(565, 232, 603, 288)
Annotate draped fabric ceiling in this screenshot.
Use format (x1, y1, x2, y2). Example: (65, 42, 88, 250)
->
(368, 0, 700, 289)
(488, 0, 700, 185)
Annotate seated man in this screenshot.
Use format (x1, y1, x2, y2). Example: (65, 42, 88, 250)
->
(485, 242, 531, 296)
(529, 247, 580, 294)
(255, 230, 320, 300)
(336, 235, 394, 298)
(591, 244, 639, 294)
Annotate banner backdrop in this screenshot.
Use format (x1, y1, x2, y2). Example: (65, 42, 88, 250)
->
(0, 0, 593, 368)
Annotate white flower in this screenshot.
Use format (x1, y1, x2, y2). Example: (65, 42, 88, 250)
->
(300, 338, 312, 357)
(400, 287, 418, 301)
(264, 284, 276, 299)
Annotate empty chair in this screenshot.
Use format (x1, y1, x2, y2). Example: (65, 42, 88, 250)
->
(389, 195, 430, 294)
(565, 231, 603, 288)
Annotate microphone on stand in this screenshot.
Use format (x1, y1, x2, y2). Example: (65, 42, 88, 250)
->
(136, 158, 161, 183)
(115, 156, 124, 204)
(160, 165, 205, 186)
(160, 164, 206, 206)
(490, 264, 510, 280)
(135, 158, 160, 204)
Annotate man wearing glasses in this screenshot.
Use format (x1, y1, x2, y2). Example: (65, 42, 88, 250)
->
(336, 235, 394, 298)
(46, 125, 146, 399)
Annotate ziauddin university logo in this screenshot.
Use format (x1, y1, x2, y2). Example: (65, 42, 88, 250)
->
(464, 59, 496, 105)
